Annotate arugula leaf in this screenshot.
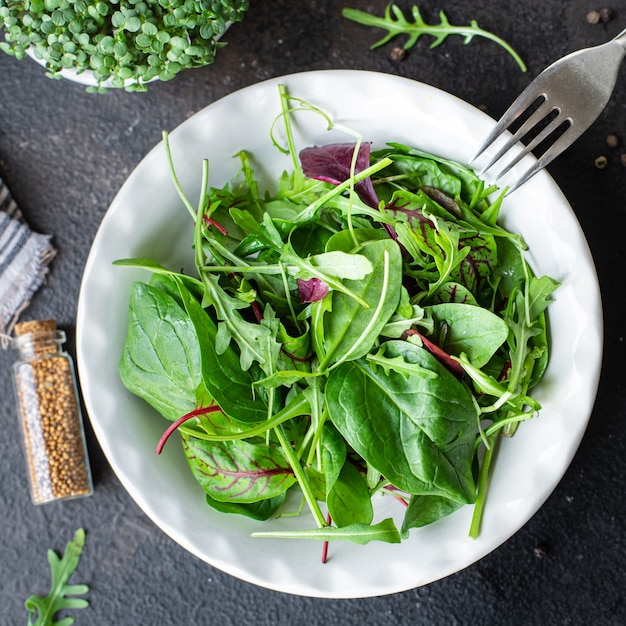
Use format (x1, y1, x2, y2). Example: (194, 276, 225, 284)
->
(25, 529, 89, 626)
(175, 279, 269, 423)
(366, 344, 438, 379)
(342, 4, 526, 71)
(200, 271, 276, 372)
(252, 518, 401, 545)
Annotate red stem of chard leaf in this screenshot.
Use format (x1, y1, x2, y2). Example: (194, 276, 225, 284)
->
(402, 328, 465, 378)
(203, 216, 228, 236)
(251, 300, 263, 323)
(155, 405, 223, 454)
(321, 512, 332, 564)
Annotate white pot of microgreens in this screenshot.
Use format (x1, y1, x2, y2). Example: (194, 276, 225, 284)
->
(0, 1, 247, 93)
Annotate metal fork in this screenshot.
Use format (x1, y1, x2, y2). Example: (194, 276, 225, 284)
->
(470, 27, 626, 193)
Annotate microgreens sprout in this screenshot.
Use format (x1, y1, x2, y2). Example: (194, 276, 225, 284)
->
(0, 0, 249, 92)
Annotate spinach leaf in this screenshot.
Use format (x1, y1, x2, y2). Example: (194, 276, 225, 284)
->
(324, 227, 388, 253)
(401, 494, 463, 538)
(327, 459, 373, 527)
(320, 422, 347, 495)
(426, 302, 509, 367)
(326, 340, 478, 503)
(205, 493, 286, 520)
(119, 282, 203, 421)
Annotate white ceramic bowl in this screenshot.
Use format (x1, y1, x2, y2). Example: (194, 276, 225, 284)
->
(76, 70, 602, 598)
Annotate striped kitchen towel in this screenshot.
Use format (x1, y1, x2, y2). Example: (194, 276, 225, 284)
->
(0, 177, 56, 346)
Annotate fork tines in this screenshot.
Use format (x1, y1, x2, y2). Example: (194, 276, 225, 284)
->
(470, 87, 574, 193)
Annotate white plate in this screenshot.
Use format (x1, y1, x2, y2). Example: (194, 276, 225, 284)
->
(76, 70, 602, 598)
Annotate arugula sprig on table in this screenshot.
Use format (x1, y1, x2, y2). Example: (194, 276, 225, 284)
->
(342, 4, 527, 72)
(26, 529, 89, 626)
(115, 85, 557, 554)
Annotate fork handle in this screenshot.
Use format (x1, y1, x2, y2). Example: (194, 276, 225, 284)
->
(612, 27, 626, 49)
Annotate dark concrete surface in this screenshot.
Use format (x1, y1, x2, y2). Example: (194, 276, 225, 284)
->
(1, 1, 625, 624)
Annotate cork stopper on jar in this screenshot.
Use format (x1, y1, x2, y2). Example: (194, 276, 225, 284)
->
(13, 319, 57, 337)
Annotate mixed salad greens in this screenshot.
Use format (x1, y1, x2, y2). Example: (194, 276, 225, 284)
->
(115, 85, 558, 553)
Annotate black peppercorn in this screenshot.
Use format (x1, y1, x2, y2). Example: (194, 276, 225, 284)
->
(600, 8, 614, 22)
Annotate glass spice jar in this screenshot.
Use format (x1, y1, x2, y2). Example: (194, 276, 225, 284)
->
(11, 319, 93, 505)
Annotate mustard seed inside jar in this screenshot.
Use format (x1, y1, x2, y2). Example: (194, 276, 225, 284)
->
(11, 319, 93, 505)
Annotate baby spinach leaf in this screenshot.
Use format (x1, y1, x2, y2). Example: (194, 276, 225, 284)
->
(320, 422, 347, 495)
(373, 147, 463, 199)
(325, 227, 388, 253)
(327, 459, 374, 528)
(493, 236, 527, 295)
(326, 340, 477, 503)
(426, 302, 509, 367)
(373, 142, 487, 205)
(205, 493, 286, 520)
(318, 239, 402, 369)
(401, 494, 463, 538)
(183, 435, 296, 503)
(119, 282, 203, 421)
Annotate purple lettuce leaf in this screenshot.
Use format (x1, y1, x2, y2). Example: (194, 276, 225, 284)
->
(297, 277, 329, 303)
(299, 143, 380, 209)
